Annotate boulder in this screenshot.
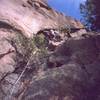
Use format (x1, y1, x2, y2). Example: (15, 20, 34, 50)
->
(8, 34, 100, 100)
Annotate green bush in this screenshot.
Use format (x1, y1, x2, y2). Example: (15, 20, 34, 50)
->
(8, 33, 48, 70)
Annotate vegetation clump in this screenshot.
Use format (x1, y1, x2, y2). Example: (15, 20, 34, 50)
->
(80, 0, 100, 31)
(7, 32, 49, 74)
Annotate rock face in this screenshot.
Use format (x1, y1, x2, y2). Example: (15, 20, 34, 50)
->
(20, 34, 100, 100)
(0, 0, 100, 100)
(0, 0, 84, 37)
(0, 29, 16, 80)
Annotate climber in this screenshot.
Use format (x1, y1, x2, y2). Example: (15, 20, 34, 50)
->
(50, 29, 61, 42)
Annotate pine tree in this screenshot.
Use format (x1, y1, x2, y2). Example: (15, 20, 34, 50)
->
(80, 0, 100, 31)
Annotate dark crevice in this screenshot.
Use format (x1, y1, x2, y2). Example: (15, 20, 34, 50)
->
(0, 49, 15, 59)
(27, 0, 51, 10)
(22, 4, 27, 7)
(47, 61, 64, 69)
(55, 61, 63, 67)
(6, 39, 23, 57)
(48, 44, 56, 51)
(0, 73, 10, 84)
(27, 0, 33, 7)
(0, 21, 24, 35)
(35, 0, 51, 10)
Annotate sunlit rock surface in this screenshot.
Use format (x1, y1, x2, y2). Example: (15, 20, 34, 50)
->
(0, 0, 84, 37)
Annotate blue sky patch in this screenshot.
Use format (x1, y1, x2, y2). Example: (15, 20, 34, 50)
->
(48, 0, 86, 20)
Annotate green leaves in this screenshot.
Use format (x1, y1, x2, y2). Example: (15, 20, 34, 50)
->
(34, 34, 48, 49)
(80, 0, 100, 31)
(10, 32, 48, 68)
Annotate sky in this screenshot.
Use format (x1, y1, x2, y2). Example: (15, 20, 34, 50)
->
(48, 0, 86, 20)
